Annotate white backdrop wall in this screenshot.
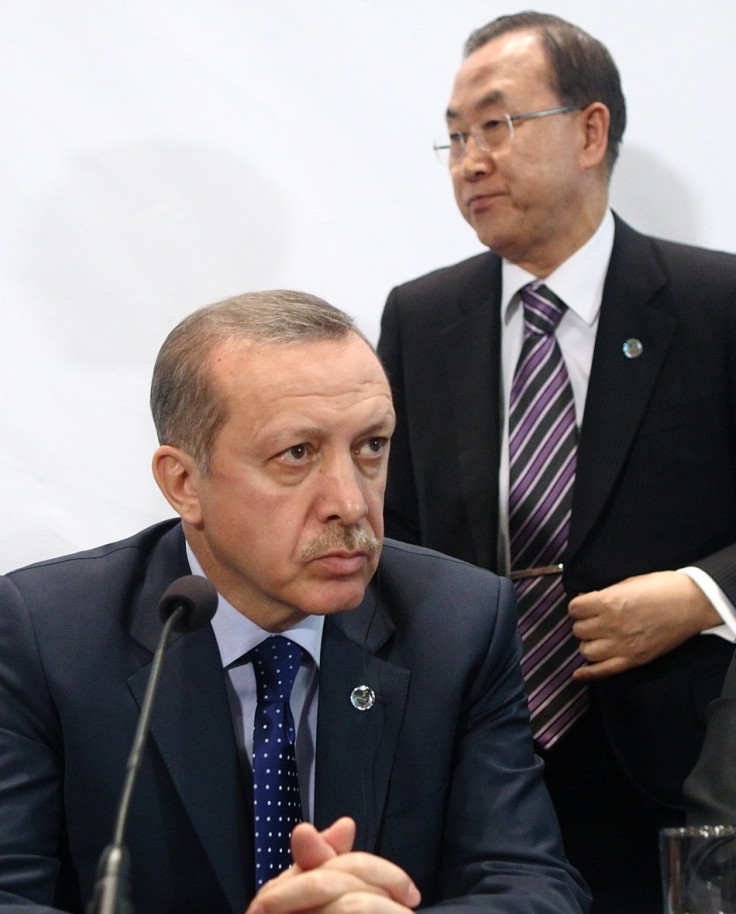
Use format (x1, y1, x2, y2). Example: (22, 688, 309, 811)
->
(2, 1, 734, 571)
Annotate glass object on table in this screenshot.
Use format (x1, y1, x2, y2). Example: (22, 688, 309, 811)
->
(660, 825, 736, 913)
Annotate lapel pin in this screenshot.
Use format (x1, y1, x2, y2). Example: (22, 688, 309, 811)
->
(622, 338, 643, 359)
(350, 685, 375, 711)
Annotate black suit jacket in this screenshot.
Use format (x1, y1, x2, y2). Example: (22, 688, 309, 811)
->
(0, 520, 589, 914)
(377, 215, 736, 808)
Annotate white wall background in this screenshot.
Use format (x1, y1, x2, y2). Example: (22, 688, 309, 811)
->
(1, 1, 734, 571)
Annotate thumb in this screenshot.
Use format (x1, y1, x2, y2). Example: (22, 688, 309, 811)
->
(291, 817, 356, 871)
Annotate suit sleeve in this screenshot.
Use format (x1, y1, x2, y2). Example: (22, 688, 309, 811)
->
(688, 254, 736, 604)
(651, 241, 736, 608)
(693, 545, 736, 611)
(0, 576, 68, 913)
(428, 575, 591, 914)
(684, 651, 736, 824)
(377, 287, 423, 546)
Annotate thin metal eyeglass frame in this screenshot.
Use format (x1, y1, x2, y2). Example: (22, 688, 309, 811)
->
(433, 105, 584, 165)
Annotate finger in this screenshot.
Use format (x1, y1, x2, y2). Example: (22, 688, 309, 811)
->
(320, 818, 356, 856)
(567, 593, 600, 620)
(574, 630, 622, 663)
(291, 819, 356, 871)
(247, 868, 394, 914)
(572, 655, 631, 681)
(290, 823, 335, 872)
(570, 617, 605, 641)
(306, 891, 418, 914)
(575, 634, 617, 662)
(316, 852, 420, 907)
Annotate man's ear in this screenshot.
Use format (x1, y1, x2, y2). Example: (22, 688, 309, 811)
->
(152, 445, 203, 525)
(579, 101, 610, 170)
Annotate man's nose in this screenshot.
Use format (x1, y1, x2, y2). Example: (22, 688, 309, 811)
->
(316, 458, 369, 526)
(459, 133, 493, 173)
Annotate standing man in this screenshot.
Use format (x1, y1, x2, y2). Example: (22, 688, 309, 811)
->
(377, 12, 736, 913)
(0, 290, 589, 914)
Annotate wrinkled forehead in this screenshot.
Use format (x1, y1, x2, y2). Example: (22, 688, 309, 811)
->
(210, 334, 392, 412)
(210, 340, 395, 459)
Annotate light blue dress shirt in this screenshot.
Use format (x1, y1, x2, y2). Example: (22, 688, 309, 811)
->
(187, 544, 324, 820)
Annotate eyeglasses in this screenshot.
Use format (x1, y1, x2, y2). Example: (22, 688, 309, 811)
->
(433, 105, 583, 166)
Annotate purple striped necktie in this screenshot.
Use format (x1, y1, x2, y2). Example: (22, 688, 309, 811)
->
(508, 282, 588, 749)
(249, 636, 304, 887)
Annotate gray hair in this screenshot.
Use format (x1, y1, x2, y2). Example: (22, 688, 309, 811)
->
(150, 289, 369, 472)
(464, 11, 626, 174)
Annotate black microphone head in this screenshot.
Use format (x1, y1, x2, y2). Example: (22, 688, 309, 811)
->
(158, 575, 218, 633)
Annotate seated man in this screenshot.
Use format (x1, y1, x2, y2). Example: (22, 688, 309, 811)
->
(0, 290, 590, 914)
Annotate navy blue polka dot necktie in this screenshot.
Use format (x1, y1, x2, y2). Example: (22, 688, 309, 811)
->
(249, 636, 304, 888)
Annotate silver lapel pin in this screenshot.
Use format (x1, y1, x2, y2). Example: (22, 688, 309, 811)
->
(622, 338, 643, 359)
(350, 685, 375, 711)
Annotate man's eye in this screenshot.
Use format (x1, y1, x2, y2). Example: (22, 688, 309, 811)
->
(279, 444, 310, 464)
(482, 118, 504, 132)
(358, 437, 388, 457)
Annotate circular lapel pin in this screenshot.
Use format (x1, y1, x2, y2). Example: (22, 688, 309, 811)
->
(622, 338, 643, 359)
(350, 685, 375, 711)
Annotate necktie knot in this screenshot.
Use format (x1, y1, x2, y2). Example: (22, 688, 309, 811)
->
(520, 283, 566, 336)
(249, 636, 302, 703)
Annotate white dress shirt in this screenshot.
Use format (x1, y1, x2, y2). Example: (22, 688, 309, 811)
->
(497, 210, 736, 641)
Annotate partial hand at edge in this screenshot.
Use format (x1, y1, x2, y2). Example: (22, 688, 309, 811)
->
(569, 570, 722, 681)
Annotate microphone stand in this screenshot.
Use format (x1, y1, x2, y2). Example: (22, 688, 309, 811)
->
(88, 605, 186, 914)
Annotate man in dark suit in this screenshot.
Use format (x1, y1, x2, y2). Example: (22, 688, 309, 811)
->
(685, 650, 736, 825)
(0, 290, 589, 914)
(377, 12, 736, 914)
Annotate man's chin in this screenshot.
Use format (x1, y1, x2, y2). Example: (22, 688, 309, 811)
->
(472, 223, 508, 254)
(298, 580, 372, 617)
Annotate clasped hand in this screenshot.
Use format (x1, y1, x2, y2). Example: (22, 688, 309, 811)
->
(245, 817, 421, 914)
(569, 570, 722, 681)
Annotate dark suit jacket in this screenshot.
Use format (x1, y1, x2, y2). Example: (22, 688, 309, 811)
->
(0, 520, 589, 914)
(685, 649, 736, 824)
(377, 215, 736, 809)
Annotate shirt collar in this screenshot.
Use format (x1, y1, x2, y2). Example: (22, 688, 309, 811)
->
(502, 208, 615, 327)
(186, 542, 324, 669)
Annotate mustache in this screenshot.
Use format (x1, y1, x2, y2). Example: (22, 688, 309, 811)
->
(300, 526, 381, 561)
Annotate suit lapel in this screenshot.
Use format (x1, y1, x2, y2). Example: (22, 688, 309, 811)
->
(127, 525, 251, 913)
(314, 580, 410, 851)
(437, 254, 503, 570)
(567, 218, 677, 563)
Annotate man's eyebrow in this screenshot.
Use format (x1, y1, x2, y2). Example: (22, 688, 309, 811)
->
(266, 411, 395, 450)
(356, 412, 397, 439)
(446, 89, 507, 122)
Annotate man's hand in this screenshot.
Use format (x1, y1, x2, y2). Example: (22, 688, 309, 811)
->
(569, 570, 722, 681)
(245, 817, 421, 914)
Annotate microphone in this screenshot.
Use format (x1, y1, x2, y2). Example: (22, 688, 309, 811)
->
(158, 574, 219, 633)
(88, 575, 218, 914)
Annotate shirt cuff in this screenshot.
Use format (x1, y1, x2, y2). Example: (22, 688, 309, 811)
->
(680, 566, 736, 642)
